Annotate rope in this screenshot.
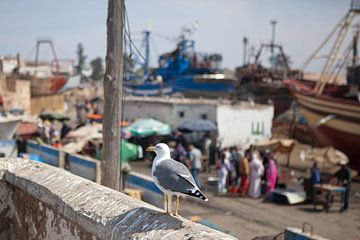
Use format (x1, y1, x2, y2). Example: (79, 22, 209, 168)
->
(152, 31, 178, 42)
(124, 29, 146, 62)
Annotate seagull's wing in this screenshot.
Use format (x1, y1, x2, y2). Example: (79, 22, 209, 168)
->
(154, 158, 208, 201)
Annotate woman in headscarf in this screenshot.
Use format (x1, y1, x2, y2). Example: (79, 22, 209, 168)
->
(217, 153, 230, 194)
(248, 151, 264, 198)
(239, 149, 251, 196)
(266, 154, 278, 196)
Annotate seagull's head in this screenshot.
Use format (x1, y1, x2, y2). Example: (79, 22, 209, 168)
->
(146, 143, 170, 158)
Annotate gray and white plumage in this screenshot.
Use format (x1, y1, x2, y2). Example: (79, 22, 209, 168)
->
(148, 143, 208, 201)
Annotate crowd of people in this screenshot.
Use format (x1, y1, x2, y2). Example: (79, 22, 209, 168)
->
(34, 98, 98, 148)
(36, 118, 72, 148)
(216, 146, 279, 198)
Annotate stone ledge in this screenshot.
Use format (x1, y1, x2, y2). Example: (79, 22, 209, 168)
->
(0, 158, 237, 240)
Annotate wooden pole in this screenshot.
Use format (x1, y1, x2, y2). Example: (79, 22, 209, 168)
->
(101, 0, 124, 190)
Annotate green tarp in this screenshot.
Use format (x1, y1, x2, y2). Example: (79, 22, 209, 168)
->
(127, 118, 171, 137)
(39, 112, 70, 121)
(97, 140, 138, 163)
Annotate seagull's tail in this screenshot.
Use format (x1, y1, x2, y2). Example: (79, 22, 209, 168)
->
(185, 189, 208, 201)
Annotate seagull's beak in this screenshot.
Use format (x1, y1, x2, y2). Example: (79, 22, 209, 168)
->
(146, 146, 155, 152)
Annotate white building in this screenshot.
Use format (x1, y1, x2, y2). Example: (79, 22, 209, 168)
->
(123, 96, 274, 148)
(0, 56, 18, 74)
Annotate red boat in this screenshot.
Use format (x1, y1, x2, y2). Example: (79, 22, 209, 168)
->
(12, 40, 72, 96)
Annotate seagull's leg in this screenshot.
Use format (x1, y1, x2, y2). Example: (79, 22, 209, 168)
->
(168, 194, 173, 215)
(175, 195, 180, 216)
(164, 194, 168, 214)
(164, 194, 167, 213)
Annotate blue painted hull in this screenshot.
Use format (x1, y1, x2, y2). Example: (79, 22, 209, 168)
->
(125, 75, 235, 97)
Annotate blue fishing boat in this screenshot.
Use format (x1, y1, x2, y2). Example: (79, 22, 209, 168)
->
(125, 31, 236, 98)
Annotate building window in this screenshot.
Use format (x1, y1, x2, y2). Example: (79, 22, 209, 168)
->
(200, 113, 208, 120)
(251, 121, 264, 135)
(179, 111, 185, 118)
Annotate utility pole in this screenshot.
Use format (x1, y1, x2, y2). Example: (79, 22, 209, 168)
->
(101, 0, 124, 191)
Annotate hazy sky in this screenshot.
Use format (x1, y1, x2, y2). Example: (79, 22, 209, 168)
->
(0, 0, 350, 72)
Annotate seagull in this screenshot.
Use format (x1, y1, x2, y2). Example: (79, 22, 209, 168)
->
(146, 143, 208, 216)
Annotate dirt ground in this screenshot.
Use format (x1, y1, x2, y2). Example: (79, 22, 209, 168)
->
(179, 185, 360, 239)
(131, 142, 360, 240)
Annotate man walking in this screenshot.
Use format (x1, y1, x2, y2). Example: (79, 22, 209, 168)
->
(334, 160, 352, 211)
(310, 162, 321, 202)
(189, 144, 202, 188)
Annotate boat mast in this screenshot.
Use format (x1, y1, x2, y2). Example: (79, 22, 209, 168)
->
(243, 36, 248, 65)
(143, 30, 150, 77)
(270, 20, 277, 70)
(352, 28, 359, 66)
(313, 0, 360, 95)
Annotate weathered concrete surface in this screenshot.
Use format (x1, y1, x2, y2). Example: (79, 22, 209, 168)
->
(0, 158, 236, 239)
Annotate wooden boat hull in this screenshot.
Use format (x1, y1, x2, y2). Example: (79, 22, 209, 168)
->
(31, 76, 67, 96)
(236, 82, 292, 117)
(293, 89, 360, 170)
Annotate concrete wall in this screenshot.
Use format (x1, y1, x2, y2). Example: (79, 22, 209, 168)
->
(124, 99, 174, 124)
(172, 103, 217, 129)
(217, 104, 274, 147)
(0, 158, 236, 240)
(0, 79, 31, 113)
(0, 181, 94, 240)
(0, 77, 64, 114)
(0, 73, 5, 90)
(15, 79, 31, 113)
(26, 141, 163, 206)
(30, 94, 65, 115)
(124, 98, 218, 130)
